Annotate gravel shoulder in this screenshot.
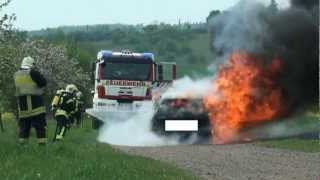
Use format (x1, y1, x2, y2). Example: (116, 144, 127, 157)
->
(115, 144, 320, 180)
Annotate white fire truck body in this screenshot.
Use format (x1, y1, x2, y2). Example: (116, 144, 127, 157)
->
(87, 50, 176, 121)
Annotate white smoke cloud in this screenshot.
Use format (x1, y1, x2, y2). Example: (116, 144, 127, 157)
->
(97, 77, 213, 146)
(97, 102, 180, 146)
(257, 0, 290, 9)
(161, 76, 213, 100)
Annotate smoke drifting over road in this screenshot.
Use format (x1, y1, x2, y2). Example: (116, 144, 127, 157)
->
(97, 102, 179, 146)
(97, 96, 202, 146)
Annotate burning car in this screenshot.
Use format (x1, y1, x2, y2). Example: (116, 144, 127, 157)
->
(151, 97, 211, 143)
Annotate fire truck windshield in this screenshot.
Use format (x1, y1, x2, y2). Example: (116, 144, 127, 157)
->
(103, 62, 151, 81)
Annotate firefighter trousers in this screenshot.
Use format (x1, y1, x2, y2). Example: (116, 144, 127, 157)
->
(54, 115, 71, 140)
(74, 112, 82, 125)
(18, 113, 47, 144)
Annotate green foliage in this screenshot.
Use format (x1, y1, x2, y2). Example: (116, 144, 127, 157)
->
(0, 119, 198, 180)
(257, 116, 320, 153)
(111, 29, 127, 44)
(30, 23, 215, 78)
(21, 40, 90, 98)
(1, 112, 14, 121)
(0, 38, 90, 111)
(0, 0, 21, 111)
(0, 0, 90, 111)
(0, 0, 16, 34)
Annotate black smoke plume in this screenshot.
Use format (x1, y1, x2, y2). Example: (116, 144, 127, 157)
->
(209, 0, 319, 112)
(291, 0, 319, 10)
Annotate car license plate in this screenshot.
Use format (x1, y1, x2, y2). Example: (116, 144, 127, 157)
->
(165, 120, 198, 131)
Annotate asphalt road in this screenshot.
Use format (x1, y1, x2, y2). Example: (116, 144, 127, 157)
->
(116, 144, 320, 180)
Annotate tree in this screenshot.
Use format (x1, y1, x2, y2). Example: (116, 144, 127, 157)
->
(19, 40, 90, 100)
(142, 25, 158, 34)
(111, 29, 126, 44)
(206, 10, 220, 24)
(65, 35, 78, 59)
(0, 0, 16, 44)
(0, 1, 90, 111)
(0, 39, 91, 110)
(0, 0, 19, 110)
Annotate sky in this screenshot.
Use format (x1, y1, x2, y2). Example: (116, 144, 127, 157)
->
(2, 0, 290, 31)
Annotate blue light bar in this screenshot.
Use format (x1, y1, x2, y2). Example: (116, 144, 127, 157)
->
(98, 50, 154, 62)
(98, 50, 113, 59)
(142, 53, 154, 60)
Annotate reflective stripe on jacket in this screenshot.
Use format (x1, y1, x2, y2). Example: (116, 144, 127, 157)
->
(18, 96, 46, 118)
(14, 70, 44, 96)
(55, 109, 69, 118)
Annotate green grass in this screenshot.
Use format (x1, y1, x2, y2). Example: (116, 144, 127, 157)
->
(0, 117, 198, 180)
(256, 115, 320, 153)
(257, 138, 320, 153)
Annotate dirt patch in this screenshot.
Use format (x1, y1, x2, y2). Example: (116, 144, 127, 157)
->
(115, 144, 320, 180)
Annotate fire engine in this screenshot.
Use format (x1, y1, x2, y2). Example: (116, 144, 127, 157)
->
(86, 50, 176, 127)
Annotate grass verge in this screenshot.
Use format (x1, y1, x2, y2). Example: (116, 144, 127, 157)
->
(256, 115, 319, 153)
(257, 138, 319, 153)
(0, 117, 198, 180)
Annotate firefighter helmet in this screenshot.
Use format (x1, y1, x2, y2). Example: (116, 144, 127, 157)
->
(21, 56, 35, 69)
(66, 84, 78, 93)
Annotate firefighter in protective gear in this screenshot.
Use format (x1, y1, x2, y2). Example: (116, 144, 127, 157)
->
(71, 91, 84, 126)
(14, 56, 47, 145)
(51, 84, 77, 141)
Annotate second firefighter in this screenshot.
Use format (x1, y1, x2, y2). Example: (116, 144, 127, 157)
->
(51, 84, 78, 141)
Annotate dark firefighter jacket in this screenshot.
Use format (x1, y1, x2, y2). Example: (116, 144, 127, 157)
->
(75, 97, 84, 113)
(52, 90, 76, 118)
(14, 68, 47, 118)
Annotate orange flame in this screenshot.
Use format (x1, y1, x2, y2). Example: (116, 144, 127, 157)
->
(204, 52, 286, 144)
